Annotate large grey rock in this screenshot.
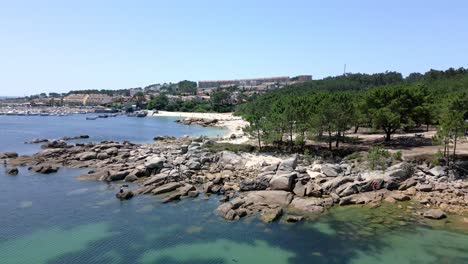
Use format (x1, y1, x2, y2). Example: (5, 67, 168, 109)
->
(151, 182, 183, 195)
(145, 157, 166, 169)
(321, 176, 354, 193)
(433, 183, 448, 191)
(143, 173, 168, 186)
(261, 208, 283, 223)
(239, 175, 271, 191)
(187, 160, 201, 170)
(423, 209, 446, 220)
(293, 181, 307, 197)
(428, 166, 445, 177)
(269, 172, 297, 191)
(290, 197, 326, 213)
(336, 183, 359, 197)
(105, 147, 119, 156)
(97, 153, 109, 160)
(261, 163, 279, 173)
(416, 184, 433, 192)
(124, 174, 138, 182)
(224, 209, 237, 220)
(218, 151, 245, 169)
(398, 177, 418, 190)
(305, 181, 323, 197)
(245, 191, 294, 206)
(78, 152, 96, 161)
(277, 156, 297, 172)
(179, 184, 196, 196)
(385, 162, 413, 180)
(339, 192, 384, 206)
(321, 164, 340, 177)
(107, 170, 129, 181)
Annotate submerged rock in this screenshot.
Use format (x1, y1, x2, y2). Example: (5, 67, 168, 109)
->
(285, 215, 305, 223)
(423, 209, 446, 220)
(6, 167, 19, 175)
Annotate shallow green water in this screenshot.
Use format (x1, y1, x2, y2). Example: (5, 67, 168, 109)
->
(1, 167, 467, 264)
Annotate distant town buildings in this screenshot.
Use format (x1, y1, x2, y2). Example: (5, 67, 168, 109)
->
(197, 75, 312, 94)
(63, 94, 112, 106)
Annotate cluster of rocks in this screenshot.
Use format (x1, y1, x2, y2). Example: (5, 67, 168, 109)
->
(175, 118, 218, 127)
(25, 135, 89, 144)
(2, 137, 467, 223)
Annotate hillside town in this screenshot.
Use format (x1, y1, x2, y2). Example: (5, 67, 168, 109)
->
(0, 75, 312, 110)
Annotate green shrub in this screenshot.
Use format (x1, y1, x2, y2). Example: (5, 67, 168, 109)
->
(367, 145, 391, 170)
(345, 152, 362, 161)
(392, 150, 403, 161)
(295, 135, 305, 147)
(432, 149, 444, 166)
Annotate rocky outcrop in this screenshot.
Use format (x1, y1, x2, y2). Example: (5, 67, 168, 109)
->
(154, 136, 177, 141)
(0, 152, 18, 159)
(116, 190, 134, 200)
(41, 141, 69, 149)
(4, 135, 467, 224)
(29, 164, 59, 174)
(6, 167, 19, 175)
(176, 118, 218, 127)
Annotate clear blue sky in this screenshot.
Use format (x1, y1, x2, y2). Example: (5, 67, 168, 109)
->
(1, 0, 467, 96)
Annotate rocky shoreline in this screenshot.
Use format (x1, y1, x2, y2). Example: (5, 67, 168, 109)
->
(2, 136, 467, 224)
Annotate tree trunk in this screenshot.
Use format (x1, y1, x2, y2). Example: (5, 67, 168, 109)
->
(426, 123, 429, 132)
(446, 137, 450, 167)
(289, 125, 293, 150)
(354, 125, 359, 134)
(453, 129, 458, 162)
(335, 131, 340, 148)
(256, 128, 262, 151)
(328, 129, 332, 151)
(385, 131, 392, 141)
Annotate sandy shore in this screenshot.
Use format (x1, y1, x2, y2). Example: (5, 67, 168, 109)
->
(148, 111, 250, 143)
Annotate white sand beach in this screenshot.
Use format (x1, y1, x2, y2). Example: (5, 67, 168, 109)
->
(148, 110, 250, 143)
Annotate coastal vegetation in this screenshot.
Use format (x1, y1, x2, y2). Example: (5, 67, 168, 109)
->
(236, 68, 468, 163)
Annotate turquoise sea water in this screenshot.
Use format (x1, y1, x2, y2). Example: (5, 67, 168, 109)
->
(0, 115, 467, 264)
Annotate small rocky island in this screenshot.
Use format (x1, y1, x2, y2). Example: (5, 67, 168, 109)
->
(2, 135, 467, 224)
